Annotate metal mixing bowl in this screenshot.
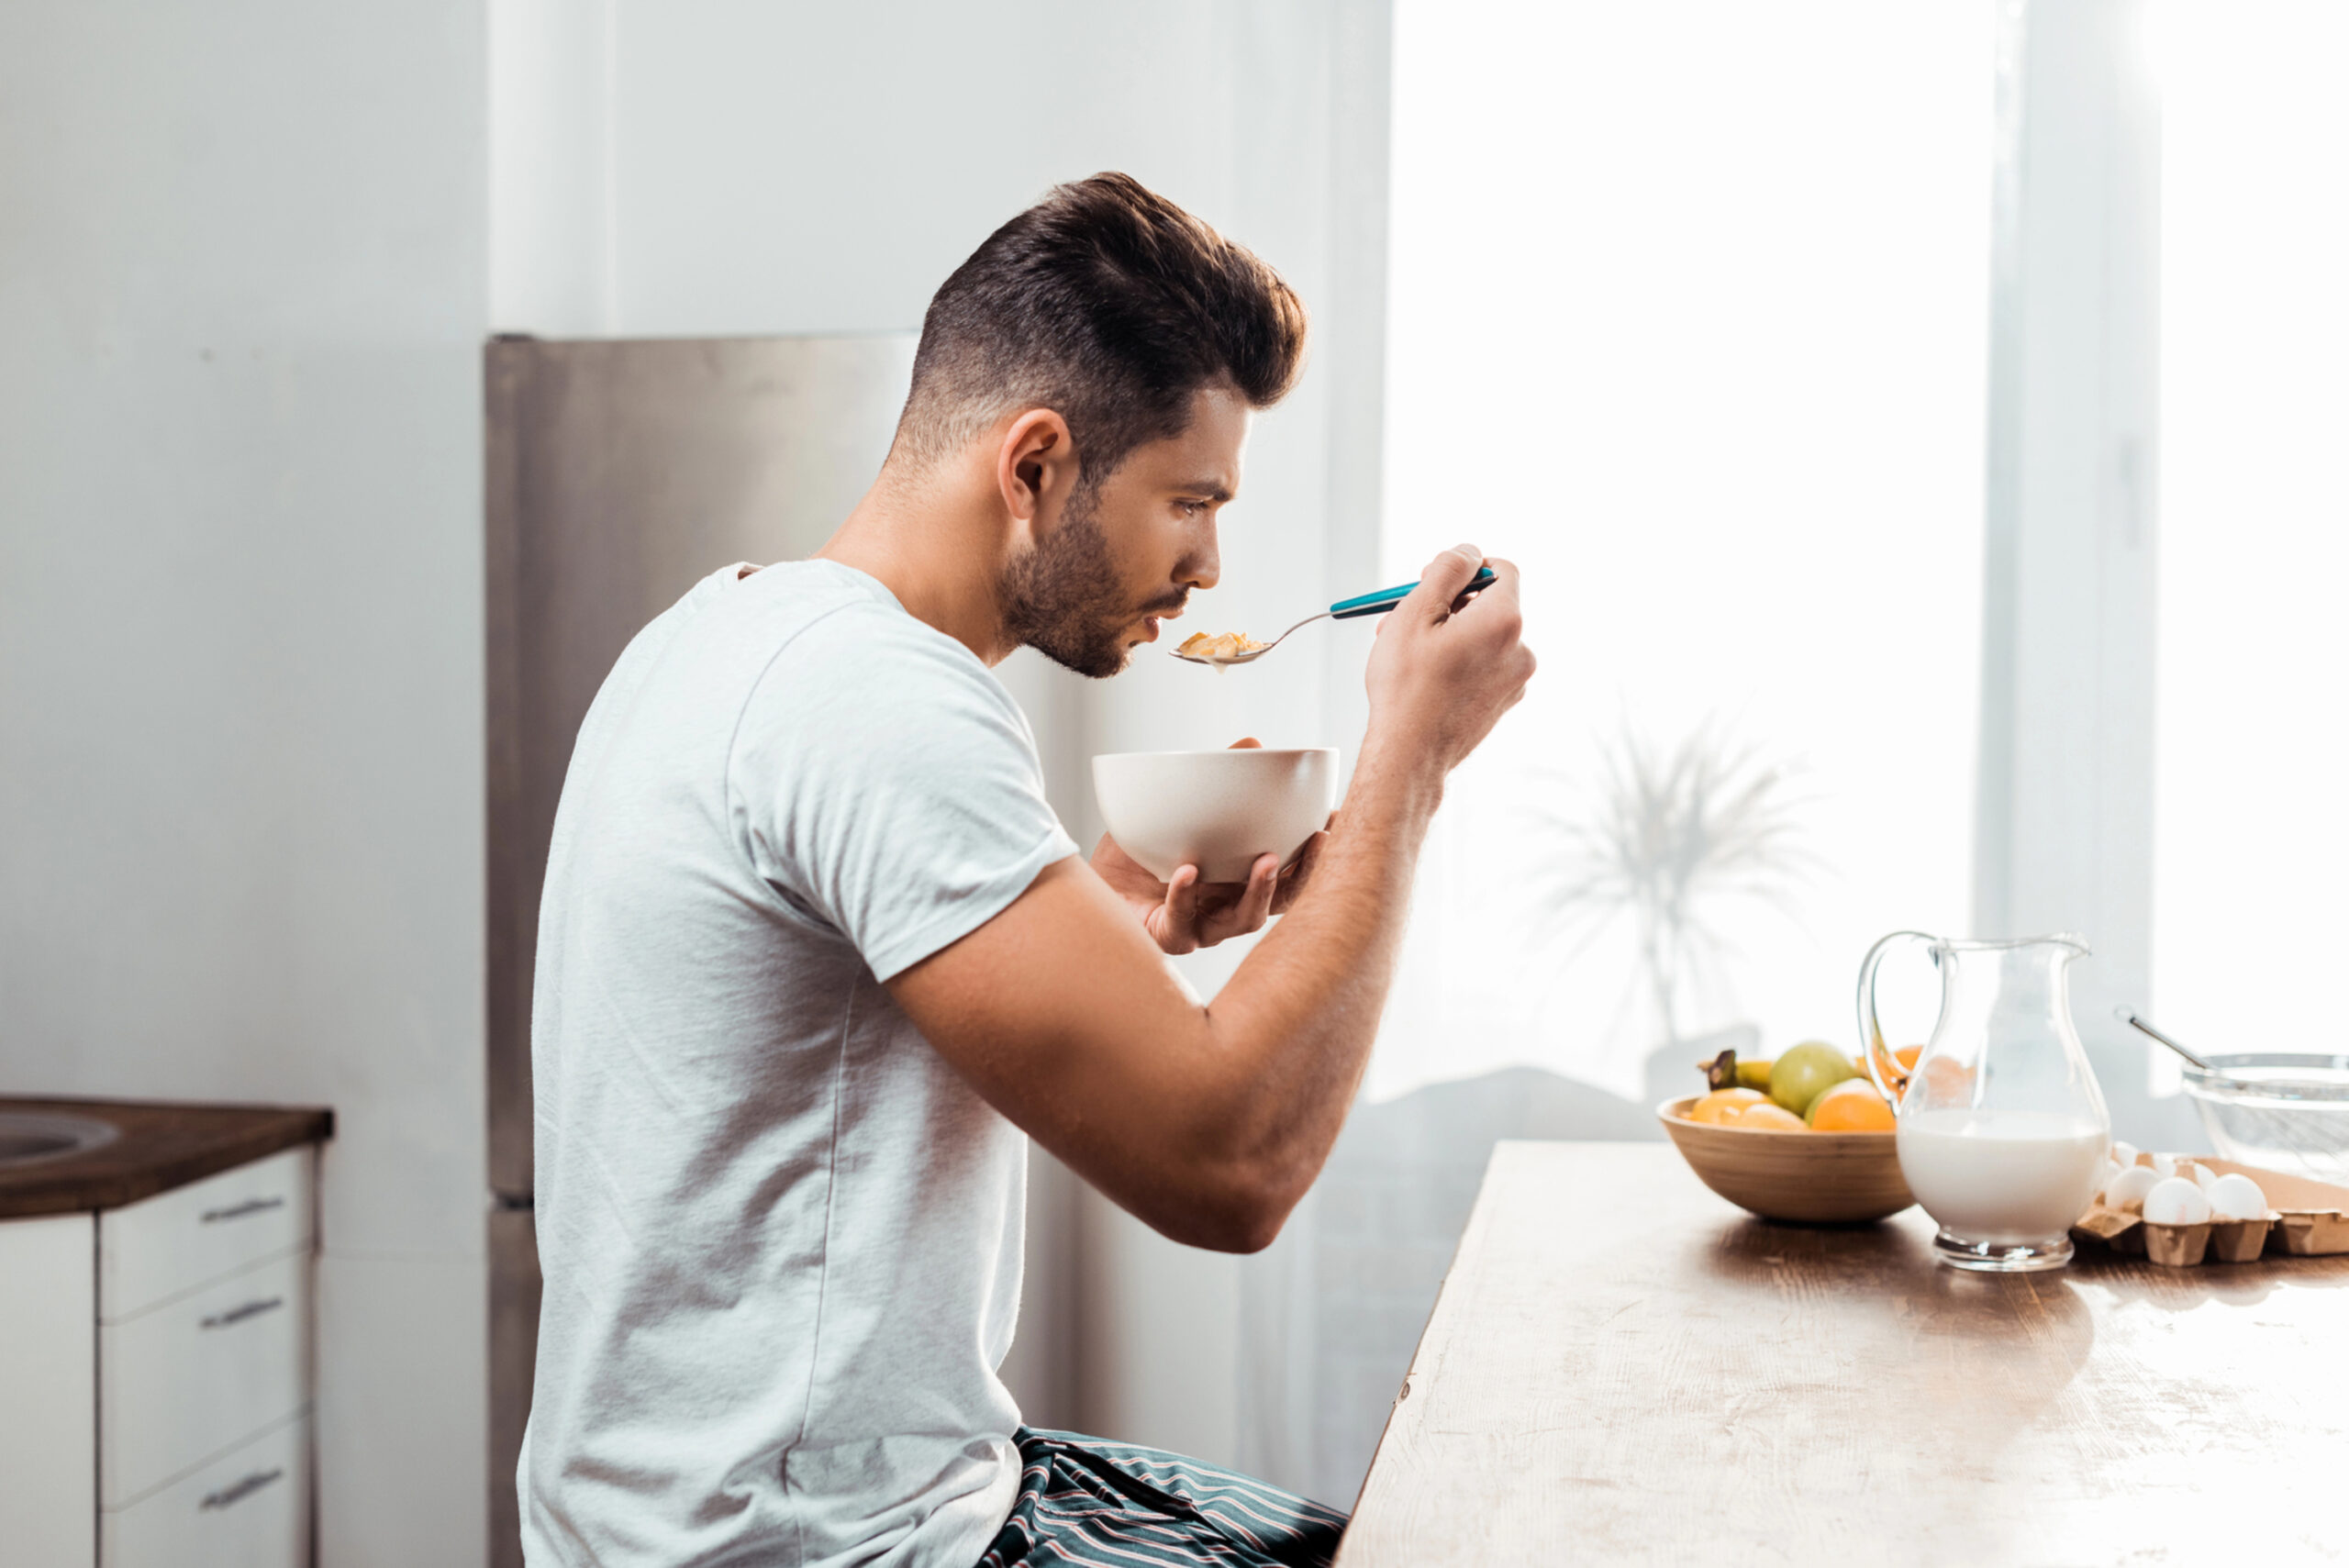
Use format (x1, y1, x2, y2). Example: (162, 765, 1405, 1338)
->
(2182, 1052, 2349, 1185)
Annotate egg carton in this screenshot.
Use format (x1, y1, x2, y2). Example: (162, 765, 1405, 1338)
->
(2071, 1157, 2349, 1268)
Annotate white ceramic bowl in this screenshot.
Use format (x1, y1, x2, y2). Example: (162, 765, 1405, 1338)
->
(1092, 748, 1338, 884)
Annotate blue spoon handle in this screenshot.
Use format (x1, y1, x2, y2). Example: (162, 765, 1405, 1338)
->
(1329, 565, 1497, 620)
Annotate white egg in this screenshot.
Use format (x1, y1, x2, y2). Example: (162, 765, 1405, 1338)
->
(2100, 1158, 2122, 1195)
(2142, 1176, 2212, 1226)
(2192, 1162, 2219, 1195)
(2209, 1173, 2269, 1221)
(2152, 1152, 2177, 1179)
(2111, 1140, 2140, 1169)
(2103, 1163, 2161, 1212)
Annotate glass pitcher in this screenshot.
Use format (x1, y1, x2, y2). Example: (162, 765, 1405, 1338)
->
(1858, 932, 2111, 1272)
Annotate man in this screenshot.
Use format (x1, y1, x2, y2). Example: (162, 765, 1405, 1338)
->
(521, 172, 1535, 1567)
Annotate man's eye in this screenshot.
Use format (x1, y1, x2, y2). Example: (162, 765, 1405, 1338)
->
(1177, 500, 1208, 517)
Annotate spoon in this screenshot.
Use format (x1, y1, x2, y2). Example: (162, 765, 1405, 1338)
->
(1168, 567, 1497, 666)
(2114, 1006, 2214, 1072)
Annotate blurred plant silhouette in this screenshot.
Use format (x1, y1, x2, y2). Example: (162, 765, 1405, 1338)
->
(1529, 722, 1818, 1047)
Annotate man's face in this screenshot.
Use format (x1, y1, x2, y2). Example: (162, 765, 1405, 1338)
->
(1002, 384, 1246, 678)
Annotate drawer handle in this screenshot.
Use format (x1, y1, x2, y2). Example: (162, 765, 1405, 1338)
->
(200, 1466, 284, 1512)
(202, 1195, 286, 1223)
(201, 1296, 284, 1329)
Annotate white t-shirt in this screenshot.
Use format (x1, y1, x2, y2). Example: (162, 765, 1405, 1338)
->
(520, 560, 1078, 1567)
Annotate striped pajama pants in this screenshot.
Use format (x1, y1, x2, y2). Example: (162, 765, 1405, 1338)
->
(973, 1428, 1347, 1567)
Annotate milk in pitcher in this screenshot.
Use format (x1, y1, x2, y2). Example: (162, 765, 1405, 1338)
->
(1896, 1108, 2109, 1245)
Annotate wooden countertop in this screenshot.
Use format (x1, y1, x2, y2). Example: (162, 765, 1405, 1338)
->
(1339, 1141, 2349, 1566)
(0, 1095, 332, 1220)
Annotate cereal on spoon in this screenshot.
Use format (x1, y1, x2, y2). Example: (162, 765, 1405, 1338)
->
(1175, 630, 1267, 662)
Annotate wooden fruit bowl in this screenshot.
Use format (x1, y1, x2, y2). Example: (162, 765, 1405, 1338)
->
(1657, 1095, 1914, 1224)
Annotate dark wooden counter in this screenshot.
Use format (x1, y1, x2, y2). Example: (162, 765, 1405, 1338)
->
(1340, 1141, 2349, 1565)
(0, 1095, 332, 1219)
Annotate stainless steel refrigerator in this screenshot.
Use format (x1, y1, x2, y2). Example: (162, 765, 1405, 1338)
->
(484, 334, 915, 1565)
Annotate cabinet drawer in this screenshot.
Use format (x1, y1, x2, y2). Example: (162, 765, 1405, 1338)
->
(102, 1412, 308, 1568)
(100, 1147, 314, 1321)
(102, 1249, 310, 1507)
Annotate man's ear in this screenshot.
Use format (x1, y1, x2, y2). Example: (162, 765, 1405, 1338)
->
(996, 408, 1079, 548)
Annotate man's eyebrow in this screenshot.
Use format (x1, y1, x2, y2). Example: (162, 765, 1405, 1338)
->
(1172, 478, 1234, 503)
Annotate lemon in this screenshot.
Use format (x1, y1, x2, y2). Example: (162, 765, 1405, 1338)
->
(1732, 1102, 1807, 1132)
(1688, 1087, 1766, 1125)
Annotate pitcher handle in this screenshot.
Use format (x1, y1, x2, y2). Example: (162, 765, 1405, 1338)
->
(1858, 930, 1936, 1104)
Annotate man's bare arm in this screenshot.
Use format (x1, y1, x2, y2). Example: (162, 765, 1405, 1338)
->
(887, 547, 1532, 1251)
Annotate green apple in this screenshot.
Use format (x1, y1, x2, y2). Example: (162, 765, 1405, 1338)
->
(1767, 1040, 1857, 1117)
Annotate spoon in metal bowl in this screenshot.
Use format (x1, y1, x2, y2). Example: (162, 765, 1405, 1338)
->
(1168, 567, 1497, 666)
(2115, 1006, 2213, 1072)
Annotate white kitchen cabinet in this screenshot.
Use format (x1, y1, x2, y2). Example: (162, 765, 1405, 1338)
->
(102, 1247, 311, 1507)
(0, 1143, 317, 1567)
(101, 1413, 311, 1568)
(0, 1212, 98, 1567)
(100, 1146, 313, 1319)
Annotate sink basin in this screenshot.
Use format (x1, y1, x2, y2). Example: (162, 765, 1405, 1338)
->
(0, 1112, 119, 1169)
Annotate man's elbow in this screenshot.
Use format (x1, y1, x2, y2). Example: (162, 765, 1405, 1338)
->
(1196, 1205, 1289, 1255)
(1151, 1167, 1305, 1254)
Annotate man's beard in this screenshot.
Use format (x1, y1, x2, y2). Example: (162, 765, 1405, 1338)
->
(1000, 490, 1167, 679)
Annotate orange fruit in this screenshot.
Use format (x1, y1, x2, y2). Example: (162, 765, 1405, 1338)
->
(1688, 1087, 1766, 1125)
(1857, 1042, 1923, 1078)
(1857, 1043, 1927, 1098)
(1915, 1054, 1975, 1105)
(1805, 1079, 1895, 1132)
(1731, 1102, 1807, 1132)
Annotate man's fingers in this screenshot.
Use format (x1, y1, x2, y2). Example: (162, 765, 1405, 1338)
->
(1407, 543, 1486, 622)
(1161, 865, 1201, 936)
(1271, 831, 1326, 916)
(1231, 854, 1281, 934)
(1432, 541, 1483, 575)
(1195, 856, 1278, 944)
(1458, 554, 1520, 614)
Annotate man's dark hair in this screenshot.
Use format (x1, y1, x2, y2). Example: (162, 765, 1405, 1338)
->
(896, 172, 1308, 487)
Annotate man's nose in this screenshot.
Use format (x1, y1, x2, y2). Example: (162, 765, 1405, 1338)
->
(1183, 525, 1221, 592)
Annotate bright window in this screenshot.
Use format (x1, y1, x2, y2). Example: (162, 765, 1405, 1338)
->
(2151, 2, 2349, 1066)
(1376, 0, 1997, 1104)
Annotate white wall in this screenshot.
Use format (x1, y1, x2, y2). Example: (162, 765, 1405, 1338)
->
(492, 0, 1391, 1469)
(0, 6, 1385, 1559)
(0, 6, 488, 1564)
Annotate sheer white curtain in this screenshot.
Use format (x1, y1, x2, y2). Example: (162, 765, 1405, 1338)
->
(1377, 1, 1994, 1109)
(1241, 0, 1998, 1507)
(2150, 1, 2349, 1067)
(1240, 0, 2349, 1512)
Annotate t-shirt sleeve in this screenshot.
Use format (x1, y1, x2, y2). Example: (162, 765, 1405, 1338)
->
(729, 606, 1080, 982)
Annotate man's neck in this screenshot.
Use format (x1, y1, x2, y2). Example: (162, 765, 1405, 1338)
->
(816, 462, 1017, 666)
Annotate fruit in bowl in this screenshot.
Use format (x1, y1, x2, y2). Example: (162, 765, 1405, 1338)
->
(1698, 1043, 1909, 1126)
(1660, 1043, 1914, 1223)
(1091, 747, 1337, 884)
(1765, 1040, 1859, 1115)
(1688, 1088, 1807, 1131)
(1807, 1079, 1896, 1132)
(1687, 1088, 1765, 1124)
